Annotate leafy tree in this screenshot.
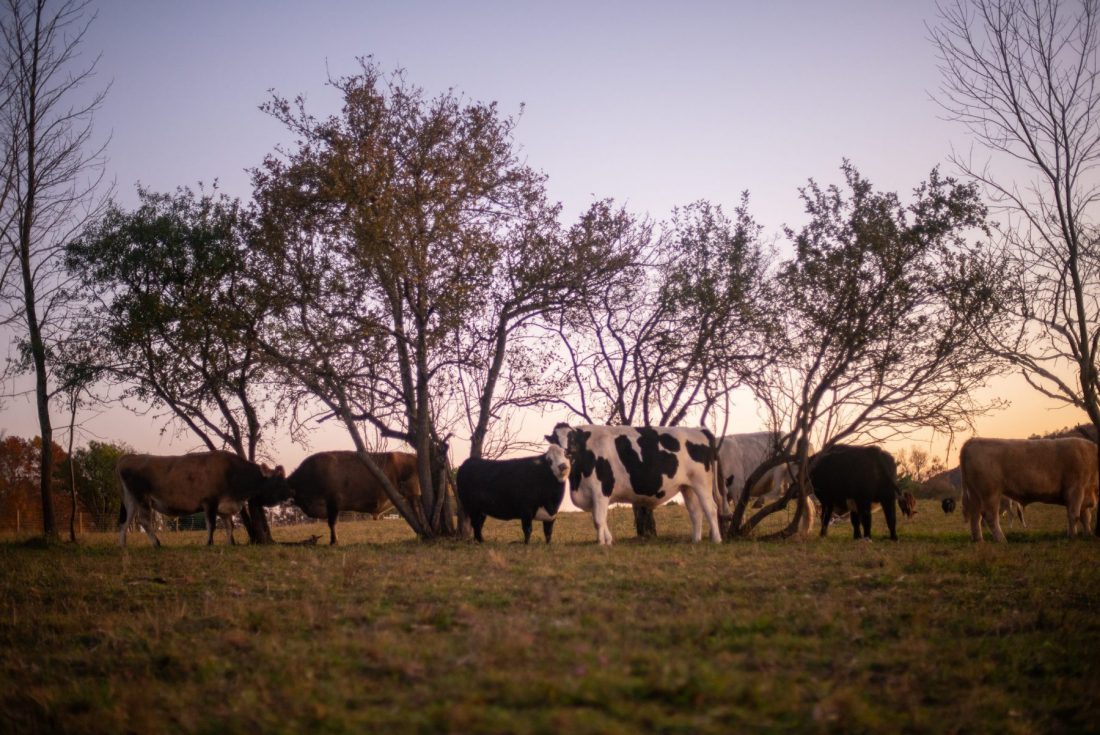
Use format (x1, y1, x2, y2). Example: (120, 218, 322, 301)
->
(728, 163, 1004, 538)
(251, 60, 553, 538)
(932, 0, 1100, 534)
(0, 0, 108, 539)
(66, 186, 279, 542)
(70, 440, 128, 532)
(0, 434, 72, 531)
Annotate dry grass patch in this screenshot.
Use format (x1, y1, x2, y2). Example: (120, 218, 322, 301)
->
(0, 503, 1098, 733)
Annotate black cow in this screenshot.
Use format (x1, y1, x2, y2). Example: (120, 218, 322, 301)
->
(941, 497, 956, 514)
(456, 445, 571, 544)
(810, 444, 909, 541)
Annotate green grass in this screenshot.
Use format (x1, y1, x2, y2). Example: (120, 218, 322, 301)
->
(1, 503, 1098, 734)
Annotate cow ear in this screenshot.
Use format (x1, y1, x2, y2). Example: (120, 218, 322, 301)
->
(544, 434, 557, 445)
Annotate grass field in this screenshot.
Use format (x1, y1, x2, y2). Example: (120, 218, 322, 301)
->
(1, 502, 1098, 734)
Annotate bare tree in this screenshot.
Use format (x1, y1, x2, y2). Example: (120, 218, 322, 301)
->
(0, 0, 107, 539)
(454, 197, 639, 463)
(727, 163, 1005, 539)
(554, 197, 773, 536)
(932, 0, 1100, 534)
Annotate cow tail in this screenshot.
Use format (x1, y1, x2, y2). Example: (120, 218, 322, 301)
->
(708, 431, 724, 520)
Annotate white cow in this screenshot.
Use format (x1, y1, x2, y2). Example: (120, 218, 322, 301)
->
(546, 423, 722, 545)
(718, 431, 815, 533)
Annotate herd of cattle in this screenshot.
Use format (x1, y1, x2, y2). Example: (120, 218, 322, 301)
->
(115, 424, 1100, 547)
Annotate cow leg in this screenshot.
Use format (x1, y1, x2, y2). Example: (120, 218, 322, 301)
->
(690, 483, 723, 543)
(592, 494, 613, 546)
(968, 503, 984, 542)
(1079, 505, 1094, 537)
(142, 505, 162, 547)
(521, 517, 533, 545)
(118, 487, 135, 547)
(1066, 497, 1084, 537)
(819, 503, 834, 537)
(204, 504, 218, 545)
(224, 514, 235, 545)
(471, 513, 486, 543)
(543, 520, 555, 544)
(799, 497, 816, 536)
(984, 507, 1007, 542)
(860, 504, 873, 541)
(327, 501, 339, 545)
(850, 508, 862, 539)
(883, 497, 899, 541)
(681, 487, 704, 542)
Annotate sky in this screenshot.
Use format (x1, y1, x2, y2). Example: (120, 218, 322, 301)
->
(1, 0, 1089, 469)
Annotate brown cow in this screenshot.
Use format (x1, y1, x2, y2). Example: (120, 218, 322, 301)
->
(960, 437, 1098, 542)
(288, 451, 421, 545)
(117, 451, 291, 547)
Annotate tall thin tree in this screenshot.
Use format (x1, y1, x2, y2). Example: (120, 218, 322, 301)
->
(932, 0, 1100, 534)
(0, 0, 107, 539)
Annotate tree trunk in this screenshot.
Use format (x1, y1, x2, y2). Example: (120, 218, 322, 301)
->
(67, 399, 78, 543)
(241, 500, 274, 544)
(633, 504, 657, 538)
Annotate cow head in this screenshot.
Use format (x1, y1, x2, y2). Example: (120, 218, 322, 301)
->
(256, 463, 293, 505)
(543, 444, 571, 483)
(898, 490, 917, 518)
(545, 423, 574, 453)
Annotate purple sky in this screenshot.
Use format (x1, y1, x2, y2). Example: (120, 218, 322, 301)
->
(2, 0, 1085, 466)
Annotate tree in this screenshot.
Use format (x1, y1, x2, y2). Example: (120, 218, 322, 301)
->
(727, 163, 1004, 538)
(453, 197, 638, 463)
(70, 439, 127, 531)
(0, 0, 107, 539)
(932, 0, 1100, 534)
(0, 434, 72, 531)
(66, 186, 279, 542)
(251, 60, 552, 538)
(553, 197, 773, 536)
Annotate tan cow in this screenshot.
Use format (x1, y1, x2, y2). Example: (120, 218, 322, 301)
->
(287, 451, 422, 544)
(117, 451, 291, 547)
(960, 437, 1098, 542)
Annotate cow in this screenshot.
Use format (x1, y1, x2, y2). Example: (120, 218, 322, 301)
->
(288, 451, 422, 545)
(809, 444, 909, 541)
(960, 437, 1098, 542)
(117, 451, 291, 547)
(546, 423, 721, 545)
(717, 431, 816, 533)
(941, 497, 956, 514)
(456, 445, 571, 544)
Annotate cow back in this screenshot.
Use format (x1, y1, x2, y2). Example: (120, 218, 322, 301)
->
(288, 451, 420, 518)
(552, 425, 717, 506)
(961, 437, 1099, 508)
(117, 451, 260, 516)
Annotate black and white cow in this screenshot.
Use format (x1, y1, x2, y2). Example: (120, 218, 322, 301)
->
(546, 423, 722, 545)
(456, 445, 571, 544)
